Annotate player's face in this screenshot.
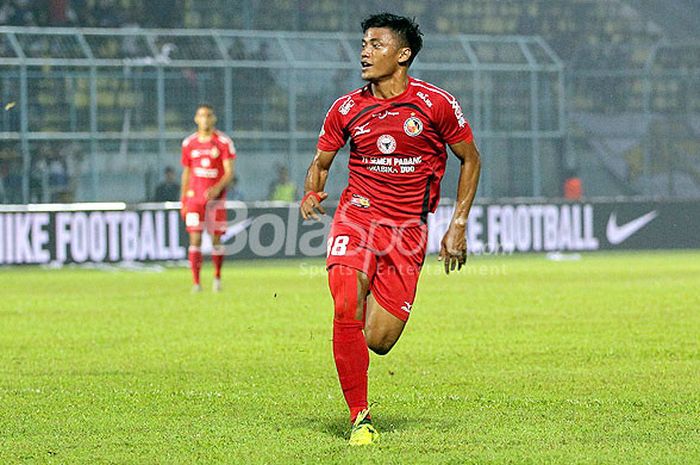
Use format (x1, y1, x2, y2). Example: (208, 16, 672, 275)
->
(360, 27, 411, 82)
(194, 107, 216, 132)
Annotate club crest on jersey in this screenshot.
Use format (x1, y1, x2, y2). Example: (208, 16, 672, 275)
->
(210, 146, 220, 158)
(377, 134, 396, 154)
(403, 117, 423, 137)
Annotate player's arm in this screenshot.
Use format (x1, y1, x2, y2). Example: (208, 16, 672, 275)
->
(180, 167, 191, 200)
(301, 149, 337, 221)
(439, 139, 481, 274)
(205, 159, 234, 200)
(180, 166, 191, 218)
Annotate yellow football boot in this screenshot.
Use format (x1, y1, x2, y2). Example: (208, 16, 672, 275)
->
(348, 409, 379, 446)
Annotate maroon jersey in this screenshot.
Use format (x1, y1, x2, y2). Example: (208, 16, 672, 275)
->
(318, 76, 473, 226)
(181, 130, 236, 199)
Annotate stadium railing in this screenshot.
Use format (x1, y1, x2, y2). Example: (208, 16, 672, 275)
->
(0, 26, 564, 203)
(567, 40, 700, 198)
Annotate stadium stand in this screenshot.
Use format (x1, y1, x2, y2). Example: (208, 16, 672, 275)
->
(626, 0, 700, 40)
(0, 0, 698, 201)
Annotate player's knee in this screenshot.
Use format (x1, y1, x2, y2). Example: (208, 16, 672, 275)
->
(328, 266, 362, 321)
(365, 331, 397, 355)
(367, 338, 395, 356)
(189, 233, 202, 247)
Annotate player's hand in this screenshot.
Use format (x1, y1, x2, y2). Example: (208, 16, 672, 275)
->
(438, 223, 467, 275)
(300, 191, 329, 221)
(204, 187, 221, 201)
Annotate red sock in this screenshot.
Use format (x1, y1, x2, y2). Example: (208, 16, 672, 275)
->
(188, 246, 202, 285)
(334, 319, 369, 423)
(212, 245, 224, 279)
(329, 266, 369, 423)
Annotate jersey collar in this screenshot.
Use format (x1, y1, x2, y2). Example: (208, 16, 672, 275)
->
(365, 76, 414, 103)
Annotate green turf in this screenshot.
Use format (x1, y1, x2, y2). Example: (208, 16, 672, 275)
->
(1, 251, 699, 464)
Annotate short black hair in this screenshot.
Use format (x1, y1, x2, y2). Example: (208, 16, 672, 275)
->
(361, 13, 423, 66)
(196, 103, 214, 112)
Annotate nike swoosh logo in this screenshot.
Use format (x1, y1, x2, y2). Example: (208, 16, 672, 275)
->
(606, 210, 658, 245)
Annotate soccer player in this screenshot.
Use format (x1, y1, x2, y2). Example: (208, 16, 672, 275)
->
(300, 13, 481, 445)
(181, 104, 236, 292)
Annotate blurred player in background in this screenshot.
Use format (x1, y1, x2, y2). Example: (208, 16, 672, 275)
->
(181, 104, 236, 292)
(301, 13, 481, 445)
(153, 166, 180, 201)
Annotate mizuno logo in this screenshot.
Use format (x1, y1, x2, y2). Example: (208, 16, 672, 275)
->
(606, 210, 658, 245)
(353, 123, 371, 136)
(401, 302, 412, 313)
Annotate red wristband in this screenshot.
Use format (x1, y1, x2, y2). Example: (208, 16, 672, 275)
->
(302, 191, 321, 204)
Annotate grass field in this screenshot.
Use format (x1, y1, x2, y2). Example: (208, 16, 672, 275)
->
(1, 251, 699, 464)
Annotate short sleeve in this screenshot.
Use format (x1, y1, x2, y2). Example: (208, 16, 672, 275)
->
(220, 134, 237, 160)
(181, 140, 191, 167)
(434, 95, 474, 145)
(317, 101, 348, 152)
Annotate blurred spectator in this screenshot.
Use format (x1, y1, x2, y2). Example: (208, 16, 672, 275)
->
(48, 0, 68, 25)
(57, 142, 81, 202)
(227, 174, 245, 201)
(252, 41, 275, 85)
(29, 151, 45, 202)
(69, 0, 90, 25)
(0, 160, 22, 204)
(0, 161, 8, 203)
(228, 37, 247, 60)
(268, 164, 297, 202)
(153, 165, 180, 201)
(25, 144, 73, 202)
(93, 0, 128, 27)
(143, 0, 182, 28)
(563, 169, 583, 200)
(47, 154, 69, 201)
(1, 0, 138, 27)
(0, 0, 39, 26)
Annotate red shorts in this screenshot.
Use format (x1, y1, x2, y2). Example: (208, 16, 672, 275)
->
(326, 219, 428, 322)
(184, 197, 227, 234)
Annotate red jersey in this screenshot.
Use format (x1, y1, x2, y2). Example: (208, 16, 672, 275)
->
(318, 76, 473, 226)
(181, 130, 236, 198)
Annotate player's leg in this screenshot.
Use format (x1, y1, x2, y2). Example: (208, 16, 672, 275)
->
(327, 221, 381, 444)
(329, 265, 380, 446)
(329, 264, 371, 422)
(364, 224, 427, 355)
(188, 231, 203, 291)
(364, 295, 406, 355)
(185, 200, 205, 292)
(211, 233, 224, 292)
(207, 198, 227, 292)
